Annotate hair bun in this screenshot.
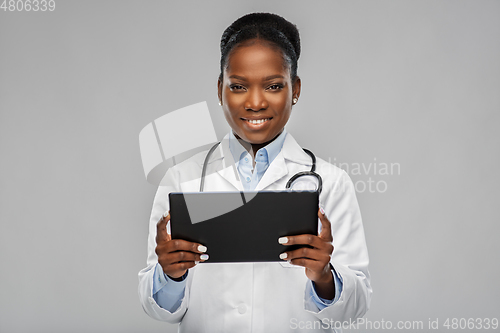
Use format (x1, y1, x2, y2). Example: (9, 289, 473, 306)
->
(221, 12, 300, 60)
(219, 12, 301, 81)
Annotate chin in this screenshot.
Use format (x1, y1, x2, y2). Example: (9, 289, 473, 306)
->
(243, 133, 273, 144)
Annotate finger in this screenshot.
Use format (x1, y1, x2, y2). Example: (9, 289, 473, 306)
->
(280, 246, 331, 263)
(318, 207, 333, 242)
(156, 211, 171, 243)
(162, 251, 210, 265)
(278, 234, 332, 251)
(164, 261, 197, 276)
(287, 257, 327, 272)
(166, 239, 208, 254)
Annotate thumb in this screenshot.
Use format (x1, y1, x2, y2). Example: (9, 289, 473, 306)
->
(318, 207, 333, 242)
(156, 211, 171, 242)
(166, 219, 172, 242)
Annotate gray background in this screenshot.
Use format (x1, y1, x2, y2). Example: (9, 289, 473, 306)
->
(1, 0, 499, 332)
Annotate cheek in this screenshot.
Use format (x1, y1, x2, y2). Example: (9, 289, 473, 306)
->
(222, 106, 241, 128)
(269, 85, 293, 109)
(269, 96, 292, 115)
(222, 107, 234, 122)
(223, 97, 245, 120)
(222, 88, 239, 107)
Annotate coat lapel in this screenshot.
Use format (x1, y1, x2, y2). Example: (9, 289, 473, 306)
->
(254, 152, 288, 191)
(281, 133, 314, 166)
(256, 133, 312, 191)
(209, 135, 243, 191)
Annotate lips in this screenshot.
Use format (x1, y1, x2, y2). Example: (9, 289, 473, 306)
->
(240, 116, 273, 131)
(244, 118, 271, 124)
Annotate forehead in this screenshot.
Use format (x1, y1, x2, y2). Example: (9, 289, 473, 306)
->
(225, 39, 290, 78)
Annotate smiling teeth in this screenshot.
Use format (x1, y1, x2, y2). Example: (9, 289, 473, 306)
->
(247, 118, 270, 124)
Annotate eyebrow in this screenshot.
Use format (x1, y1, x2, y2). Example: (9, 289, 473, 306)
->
(228, 74, 285, 81)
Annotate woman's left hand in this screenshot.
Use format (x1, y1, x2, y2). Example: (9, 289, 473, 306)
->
(279, 207, 335, 299)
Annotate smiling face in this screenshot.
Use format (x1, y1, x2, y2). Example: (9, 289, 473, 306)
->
(218, 39, 301, 154)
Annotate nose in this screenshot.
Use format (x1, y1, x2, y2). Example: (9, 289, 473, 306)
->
(244, 88, 268, 111)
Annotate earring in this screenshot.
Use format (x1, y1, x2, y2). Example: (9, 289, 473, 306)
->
(218, 101, 222, 106)
(292, 97, 298, 104)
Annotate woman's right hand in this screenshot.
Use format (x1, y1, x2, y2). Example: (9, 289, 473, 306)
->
(155, 212, 208, 279)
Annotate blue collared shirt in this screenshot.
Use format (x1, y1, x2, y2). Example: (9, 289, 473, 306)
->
(152, 130, 343, 312)
(228, 129, 287, 191)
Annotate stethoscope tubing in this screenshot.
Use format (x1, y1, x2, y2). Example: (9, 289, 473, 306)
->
(200, 142, 322, 194)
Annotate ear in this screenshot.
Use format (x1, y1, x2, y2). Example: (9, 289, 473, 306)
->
(292, 76, 301, 101)
(217, 77, 223, 104)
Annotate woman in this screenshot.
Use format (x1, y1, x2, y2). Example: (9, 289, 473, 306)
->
(139, 13, 371, 332)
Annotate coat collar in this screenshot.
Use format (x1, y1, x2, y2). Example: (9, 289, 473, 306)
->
(203, 132, 312, 191)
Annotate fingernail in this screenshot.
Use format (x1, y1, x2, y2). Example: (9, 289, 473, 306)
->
(200, 254, 209, 260)
(198, 245, 207, 253)
(279, 253, 288, 260)
(320, 207, 325, 215)
(278, 237, 288, 244)
(163, 211, 169, 218)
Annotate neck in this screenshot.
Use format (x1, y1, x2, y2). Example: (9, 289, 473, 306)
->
(233, 130, 283, 158)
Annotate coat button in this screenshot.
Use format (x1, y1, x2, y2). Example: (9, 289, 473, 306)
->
(237, 304, 247, 314)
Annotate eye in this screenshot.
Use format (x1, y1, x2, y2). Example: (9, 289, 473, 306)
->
(267, 84, 284, 91)
(229, 84, 245, 91)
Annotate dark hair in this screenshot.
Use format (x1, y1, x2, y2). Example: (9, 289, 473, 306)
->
(219, 12, 301, 82)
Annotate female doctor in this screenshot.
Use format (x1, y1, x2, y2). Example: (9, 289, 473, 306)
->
(138, 13, 371, 332)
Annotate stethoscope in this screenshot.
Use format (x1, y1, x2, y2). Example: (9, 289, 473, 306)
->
(199, 142, 322, 194)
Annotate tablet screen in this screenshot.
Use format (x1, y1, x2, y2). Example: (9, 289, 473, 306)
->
(169, 191, 319, 262)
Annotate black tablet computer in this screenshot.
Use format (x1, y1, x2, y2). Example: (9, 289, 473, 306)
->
(169, 191, 319, 263)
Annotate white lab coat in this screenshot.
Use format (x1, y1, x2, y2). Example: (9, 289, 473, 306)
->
(138, 132, 372, 332)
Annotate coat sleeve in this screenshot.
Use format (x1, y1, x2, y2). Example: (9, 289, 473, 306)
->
(305, 168, 372, 322)
(138, 167, 192, 323)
